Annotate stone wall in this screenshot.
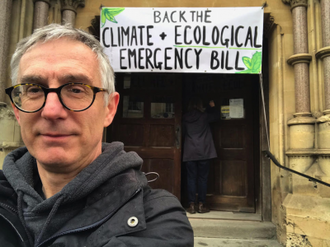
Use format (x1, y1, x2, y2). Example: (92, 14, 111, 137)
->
(281, 0, 330, 246)
(0, 0, 34, 168)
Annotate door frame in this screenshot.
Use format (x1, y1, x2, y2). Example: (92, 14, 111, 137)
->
(180, 74, 260, 213)
(258, 39, 271, 221)
(104, 72, 271, 220)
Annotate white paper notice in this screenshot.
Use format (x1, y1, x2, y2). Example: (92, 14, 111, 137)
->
(229, 99, 244, 118)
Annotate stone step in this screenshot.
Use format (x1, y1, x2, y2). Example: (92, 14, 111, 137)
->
(189, 218, 277, 240)
(194, 237, 282, 247)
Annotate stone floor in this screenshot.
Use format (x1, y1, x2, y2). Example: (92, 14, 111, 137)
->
(194, 237, 282, 247)
(188, 210, 262, 221)
(188, 211, 283, 247)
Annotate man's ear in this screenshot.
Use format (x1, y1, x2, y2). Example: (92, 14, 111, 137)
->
(104, 92, 119, 127)
(12, 103, 21, 125)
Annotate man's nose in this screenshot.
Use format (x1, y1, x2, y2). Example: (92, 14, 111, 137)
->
(40, 92, 67, 119)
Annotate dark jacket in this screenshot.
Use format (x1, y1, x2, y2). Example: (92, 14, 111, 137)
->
(0, 142, 193, 247)
(182, 107, 220, 162)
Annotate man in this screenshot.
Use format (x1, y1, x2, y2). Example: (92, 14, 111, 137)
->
(1, 24, 193, 247)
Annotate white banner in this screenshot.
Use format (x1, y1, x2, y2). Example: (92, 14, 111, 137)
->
(100, 7, 263, 74)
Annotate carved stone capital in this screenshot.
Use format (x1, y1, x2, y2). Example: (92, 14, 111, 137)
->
(287, 53, 312, 65)
(288, 114, 315, 125)
(316, 110, 330, 122)
(282, 0, 308, 9)
(33, 0, 50, 6)
(61, 0, 85, 13)
(264, 13, 275, 37)
(316, 46, 330, 60)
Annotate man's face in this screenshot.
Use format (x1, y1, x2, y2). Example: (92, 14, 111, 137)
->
(13, 38, 119, 173)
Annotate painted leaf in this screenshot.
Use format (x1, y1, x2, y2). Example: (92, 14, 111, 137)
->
(101, 11, 106, 25)
(101, 8, 125, 27)
(242, 57, 252, 70)
(251, 52, 262, 73)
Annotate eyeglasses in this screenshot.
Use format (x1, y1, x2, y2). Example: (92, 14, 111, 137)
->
(5, 83, 108, 113)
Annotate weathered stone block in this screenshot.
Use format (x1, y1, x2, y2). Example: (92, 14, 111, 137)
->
(289, 124, 314, 149)
(318, 120, 330, 149)
(289, 156, 314, 173)
(317, 177, 330, 198)
(283, 194, 330, 243)
(319, 156, 330, 177)
(286, 233, 313, 247)
(292, 173, 318, 195)
(286, 215, 330, 241)
(308, 237, 330, 247)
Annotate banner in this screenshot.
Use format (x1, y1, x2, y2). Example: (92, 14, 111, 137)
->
(100, 7, 263, 73)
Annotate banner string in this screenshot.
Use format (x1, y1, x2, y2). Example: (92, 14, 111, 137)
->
(259, 73, 270, 150)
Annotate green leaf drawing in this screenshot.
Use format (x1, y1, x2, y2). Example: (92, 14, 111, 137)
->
(236, 51, 262, 74)
(242, 57, 252, 70)
(101, 8, 125, 27)
(251, 52, 262, 73)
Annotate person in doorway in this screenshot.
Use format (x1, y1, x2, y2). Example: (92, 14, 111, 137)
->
(183, 97, 220, 214)
(0, 23, 193, 246)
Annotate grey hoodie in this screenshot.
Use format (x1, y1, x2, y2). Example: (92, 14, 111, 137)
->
(3, 142, 147, 245)
(1, 142, 193, 246)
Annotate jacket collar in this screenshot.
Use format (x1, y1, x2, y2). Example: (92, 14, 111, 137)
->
(38, 170, 147, 246)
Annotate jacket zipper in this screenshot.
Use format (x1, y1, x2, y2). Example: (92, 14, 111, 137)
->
(0, 211, 24, 242)
(37, 187, 142, 247)
(0, 202, 18, 213)
(0, 202, 25, 242)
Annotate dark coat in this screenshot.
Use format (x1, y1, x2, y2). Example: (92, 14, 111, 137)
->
(182, 107, 220, 162)
(0, 142, 193, 247)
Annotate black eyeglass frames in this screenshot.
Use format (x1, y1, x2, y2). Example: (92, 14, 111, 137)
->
(5, 83, 108, 113)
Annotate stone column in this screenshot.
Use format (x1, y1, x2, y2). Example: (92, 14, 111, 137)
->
(0, 0, 13, 105)
(290, 2, 311, 115)
(33, 0, 50, 30)
(0, 0, 23, 166)
(61, 0, 85, 27)
(316, 0, 330, 177)
(283, 0, 315, 172)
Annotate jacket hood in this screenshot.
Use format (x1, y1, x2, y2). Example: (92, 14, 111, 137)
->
(2, 142, 147, 245)
(3, 142, 144, 211)
(183, 109, 204, 123)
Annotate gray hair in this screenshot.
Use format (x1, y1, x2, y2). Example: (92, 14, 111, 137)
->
(10, 23, 115, 104)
